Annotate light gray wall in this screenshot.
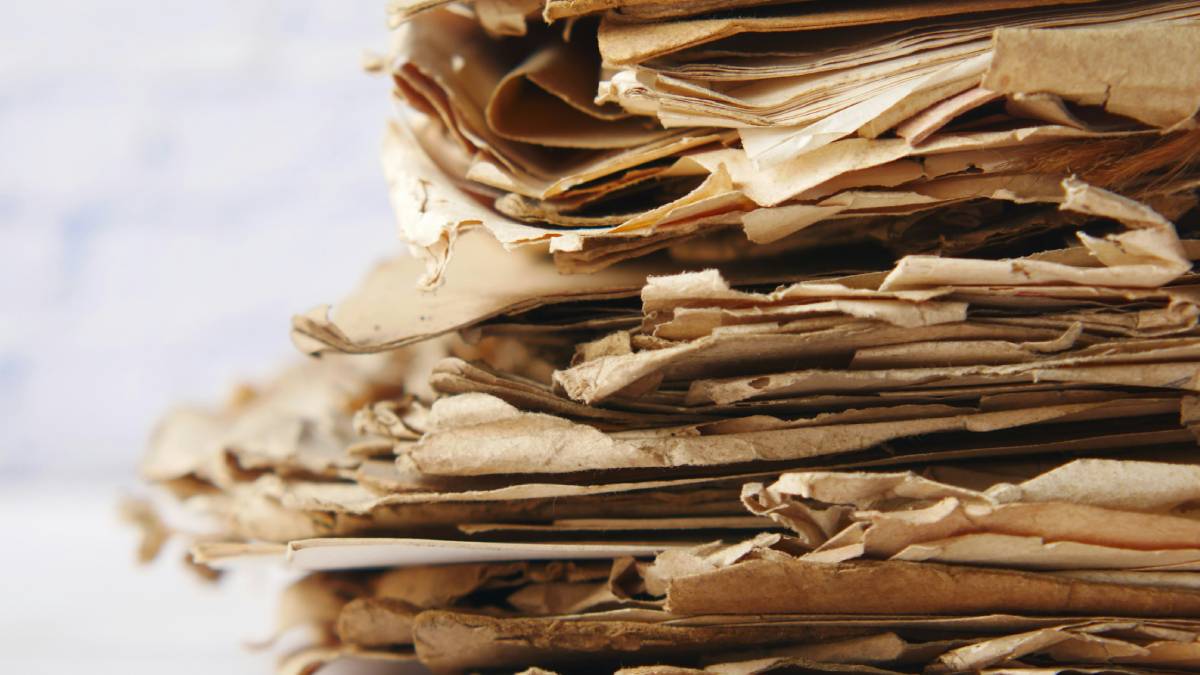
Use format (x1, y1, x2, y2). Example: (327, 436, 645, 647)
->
(0, 1, 400, 478)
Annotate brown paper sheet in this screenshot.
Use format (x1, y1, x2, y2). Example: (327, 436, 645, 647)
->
(665, 557, 1200, 617)
(743, 458, 1200, 570)
(194, 536, 673, 571)
(984, 24, 1200, 129)
(412, 608, 884, 671)
(413, 391, 1181, 474)
(596, 0, 1105, 66)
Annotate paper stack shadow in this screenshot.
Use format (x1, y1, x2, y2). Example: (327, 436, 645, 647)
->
(137, 1, 1200, 673)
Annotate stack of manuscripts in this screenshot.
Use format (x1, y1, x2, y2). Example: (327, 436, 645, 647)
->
(138, 0, 1200, 673)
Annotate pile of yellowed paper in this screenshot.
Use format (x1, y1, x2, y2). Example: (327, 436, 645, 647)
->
(140, 0, 1200, 673)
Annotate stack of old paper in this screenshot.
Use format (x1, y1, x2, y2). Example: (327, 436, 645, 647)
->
(138, 0, 1200, 673)
(381, 0, 1200, 284)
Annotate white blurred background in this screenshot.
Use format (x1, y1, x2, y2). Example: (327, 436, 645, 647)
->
(0, 2, 402, 671)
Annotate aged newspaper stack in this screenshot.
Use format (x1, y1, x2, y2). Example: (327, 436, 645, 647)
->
(140, 1, 1200, 673)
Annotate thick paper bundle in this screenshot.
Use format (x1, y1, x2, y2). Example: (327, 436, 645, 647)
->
(288, 184, 1200, 486)
(262, 554, 1200, 672)
(378, 0, 1200, 283)
(144, 187, 1200, 672)
(136, 1, 1200, 673)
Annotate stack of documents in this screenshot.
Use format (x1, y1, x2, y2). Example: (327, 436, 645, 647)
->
(379, 0, 1200, 282)
(140, 0, 1200, 672)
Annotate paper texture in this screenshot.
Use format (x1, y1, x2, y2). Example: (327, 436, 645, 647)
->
(137, 3, 1200, 673)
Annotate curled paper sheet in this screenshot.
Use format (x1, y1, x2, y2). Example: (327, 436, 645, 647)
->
(742, 459, 1200, 570)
